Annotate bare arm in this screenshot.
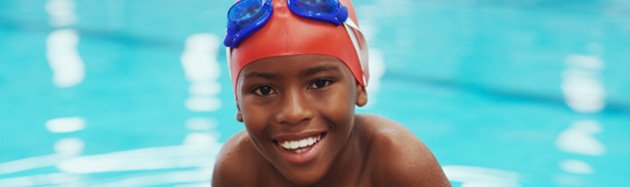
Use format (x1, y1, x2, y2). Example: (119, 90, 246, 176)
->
(363, 115, 451, 187)
(212, 130, 255, 187)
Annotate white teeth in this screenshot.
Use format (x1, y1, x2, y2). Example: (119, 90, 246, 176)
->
(295, 148, 307, 154)
(281, 141, 291, 149)
(299, 139, 308, 147)
(290, 141, 299, 149)
(278, 134, 322, 151)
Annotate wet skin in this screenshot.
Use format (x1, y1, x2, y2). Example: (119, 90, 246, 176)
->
(212, 54, 451, 186)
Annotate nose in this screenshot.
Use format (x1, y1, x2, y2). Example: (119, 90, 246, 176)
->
(274, 89, 313, 125)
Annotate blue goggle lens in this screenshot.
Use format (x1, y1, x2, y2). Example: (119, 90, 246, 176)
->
(224, 0, 273, 48)
(228, 0, 262, 23)
(299, 0, 327, 5)
(294, 0, 333, 12)
(288, 0, 348, 25)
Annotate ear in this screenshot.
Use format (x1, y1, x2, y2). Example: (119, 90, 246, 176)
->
(355, 83, 368, 107)
(236, 103, 244, 122)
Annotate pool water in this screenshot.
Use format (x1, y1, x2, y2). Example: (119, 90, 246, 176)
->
(1, 0, 629, 186)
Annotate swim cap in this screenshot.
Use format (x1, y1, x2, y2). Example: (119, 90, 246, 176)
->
(226, 0, 369, 95)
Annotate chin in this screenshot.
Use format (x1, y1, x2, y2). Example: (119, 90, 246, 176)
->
(274, 156, 332, 186)
(284, 171, 327, 186)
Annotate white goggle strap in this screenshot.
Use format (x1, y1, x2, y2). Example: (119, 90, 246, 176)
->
(226, 47, 233, 80)
(343, 19, 369, 85)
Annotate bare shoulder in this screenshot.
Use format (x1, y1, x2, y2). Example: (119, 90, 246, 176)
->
(356, 114, 451, 187)
(212, 130, 260, 187)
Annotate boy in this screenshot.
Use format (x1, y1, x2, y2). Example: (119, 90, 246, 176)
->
(213, 0, 450, 186)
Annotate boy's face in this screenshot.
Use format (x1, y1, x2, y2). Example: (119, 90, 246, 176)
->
(236, 54, 367, 184)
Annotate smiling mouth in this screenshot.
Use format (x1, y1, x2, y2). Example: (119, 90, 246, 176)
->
(274, 133, 325, 154)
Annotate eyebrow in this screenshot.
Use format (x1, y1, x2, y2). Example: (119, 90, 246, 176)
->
(299, 64, 341, 77)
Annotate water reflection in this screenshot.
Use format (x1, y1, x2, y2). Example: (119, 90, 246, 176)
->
(0, 141, 222, 186)
(45, 0, 78, 27)
(443, 165, 521, 187)
(184, 118, 220, 147)
(366, 48, 385, 107)
(54, 138, 85, 156)
(0, 173, 79, 187)
(56, 145, 219, 174)
(555, 120, 605, 156)
(46, 29, 85, 88)
(185, 117, 217, 131)
(94, 169, 213, 186)
(45, 117, 85, 133)
(0, 154, 67, 175)
(45, 116, 85, 183)
(559, 160, 594, 175)
(562, 54, 606, 113)
(179, 33, 224, 185)
(46, 0, 85, 88)
(555, 49, 607, 184)
(181, 34, 222, 112)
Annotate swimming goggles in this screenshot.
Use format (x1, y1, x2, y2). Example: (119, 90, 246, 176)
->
(223, 0, 358, 48)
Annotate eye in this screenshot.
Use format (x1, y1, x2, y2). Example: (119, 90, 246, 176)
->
(309, 79, 332, 89)
(253, 85, 276, 96)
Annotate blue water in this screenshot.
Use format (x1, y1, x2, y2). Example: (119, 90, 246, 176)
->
(1, 0, 629, 186)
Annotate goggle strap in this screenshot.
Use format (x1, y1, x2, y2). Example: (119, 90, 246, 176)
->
(226, 47, 233, 80)
(344, 18, 360, 30)
(343, 19, 367, 84)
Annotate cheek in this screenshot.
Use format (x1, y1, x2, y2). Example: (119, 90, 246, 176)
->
(315, 86, 356, 125)
(239, 101, 272, 139)
(320, 94, 353, 115)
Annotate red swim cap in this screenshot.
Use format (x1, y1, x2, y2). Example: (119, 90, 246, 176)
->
(227, 0, 369, 95)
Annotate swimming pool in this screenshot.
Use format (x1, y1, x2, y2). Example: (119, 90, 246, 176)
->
(1, 0, 629, 186)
